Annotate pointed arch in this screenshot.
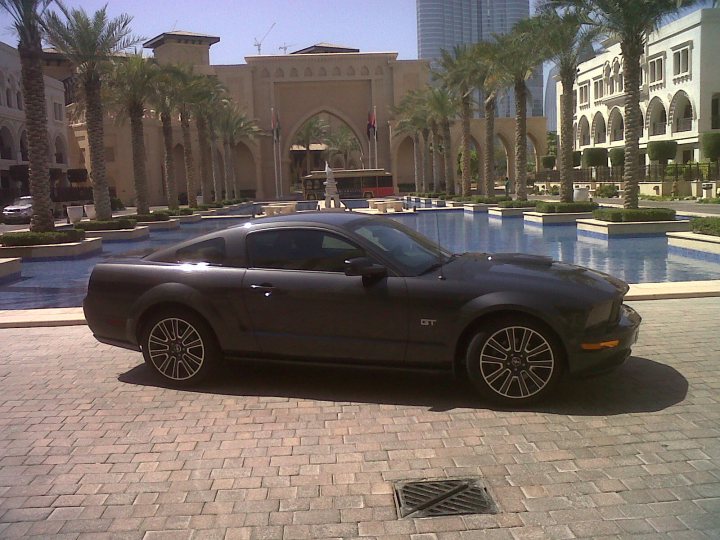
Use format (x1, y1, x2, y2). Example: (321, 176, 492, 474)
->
(577, 116, 590, 147)
(646, 96, 667, 136)
(608, 107, 624, 142)
(346, 66, 355, 76)
(360, 66, 369, 76)
(274, 68, 284, 78)
(290, 67, 298, 78)
(304, 67, 312, 77)
(668, 90, 694, 133)
(318, 67, 327, 76)
(283, 107, 365, 163)
(591, 112, 606, 144)
(332, 66, 341, 76)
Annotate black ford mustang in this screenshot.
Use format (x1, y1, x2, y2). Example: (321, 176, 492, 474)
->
(84, 211, 641, 405)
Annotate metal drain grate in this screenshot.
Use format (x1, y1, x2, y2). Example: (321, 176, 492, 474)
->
(393, 478, 497, 518)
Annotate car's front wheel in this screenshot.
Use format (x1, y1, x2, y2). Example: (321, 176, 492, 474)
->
(466, 317, 563, 405)
(141, 310, 218, 385)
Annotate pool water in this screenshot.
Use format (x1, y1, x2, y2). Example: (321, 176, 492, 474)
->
(2, 209, 720, 310)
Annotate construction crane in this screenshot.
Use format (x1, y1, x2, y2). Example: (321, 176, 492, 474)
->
(253, 22, 276, 55)
(279, 42, 295, 55)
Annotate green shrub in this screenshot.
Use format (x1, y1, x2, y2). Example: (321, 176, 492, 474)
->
(549, 185, 560, 195)
(572, 151, 582, 167)
(221, 199, 234, 206)
(582, 148, 608, 168)
(468, 195, 511, 204)
(609, 148, 625, 167)
(647, 140, 678, 163)
(498, 200, 538, 208)
(165, 208, 194, 216)
(698, 197, 720, 204)
(595, 184, 619, 198)
(701, 133, 720, 162)
(74, 219, 136, 231)
(536, 201, 598, 213)
(593, 208, 676, 222)
(541, 155, 556, 170)
(1, 229, 85, 247)
(125, 212, 171, 222)
(691, 217, 720, 236)
(110, 197, 125, 211)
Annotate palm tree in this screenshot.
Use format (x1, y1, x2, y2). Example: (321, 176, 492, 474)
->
(293, 116, 329, 175)
(173, 65, 204, 208)
(473, 41, 507, 197)
(392, 93, 426, 192)
(217, 103, 263, 199)
(427, 86, 458, 194)
(44, 2, 137, 220)
(551, 0, 700, 208)
(149, 64, 181, 209)
(495, 23, 546, 201)
(105, 53, 156, 215)
(190, 76, 226, 204)
(530, 6, 599, 203)
(436, 45, 480, 196)
(326, 125, 361, 168)
(1, 0, 55, 231)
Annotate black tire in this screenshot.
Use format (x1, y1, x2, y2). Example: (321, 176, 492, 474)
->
(465, 316, 564, 405)
(141, 310, 219, 386)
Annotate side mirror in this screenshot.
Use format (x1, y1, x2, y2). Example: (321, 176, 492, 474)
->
(344, 257, 387, 279)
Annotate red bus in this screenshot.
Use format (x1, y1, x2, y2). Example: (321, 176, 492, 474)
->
(302, 168, 394, 200)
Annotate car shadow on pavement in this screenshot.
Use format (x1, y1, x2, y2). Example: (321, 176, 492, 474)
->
(119, 355, 687, 416)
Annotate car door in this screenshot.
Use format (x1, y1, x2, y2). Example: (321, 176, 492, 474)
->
(241, 227, 409, 363)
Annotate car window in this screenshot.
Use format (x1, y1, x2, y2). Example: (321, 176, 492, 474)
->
(353, 220, 448, 276)
(247, 229, 366, 272)
(175, 237, 226, 265)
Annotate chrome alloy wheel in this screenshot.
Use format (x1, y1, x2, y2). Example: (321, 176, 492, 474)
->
(479, 325, 555, 400)
(147, 317, 205, 381)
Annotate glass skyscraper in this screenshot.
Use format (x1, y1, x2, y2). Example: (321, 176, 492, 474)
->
(417, 0, 544, 118)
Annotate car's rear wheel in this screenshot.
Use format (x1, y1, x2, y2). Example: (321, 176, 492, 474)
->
(141, 310, 218, 385)
(465, 317, 563, 405)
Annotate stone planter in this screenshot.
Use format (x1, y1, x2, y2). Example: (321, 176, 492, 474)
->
(667, 231, 720, 259)
(83, 226, 150, 242)
(524, 212, 595, 225)
(0, 257, 21, 284)
(577, 218, 692, 237)
(177, 214, 202, 223)
(489, 207, 535, 218)
(66, 205, 84, 224)
(83, 204, 96, 219)
(135, 218, 180, 230)
(463, 204, 493, 213)
(0, 237, 102, 259)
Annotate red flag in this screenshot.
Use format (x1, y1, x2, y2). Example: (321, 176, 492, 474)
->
(367, 109, 376, 140)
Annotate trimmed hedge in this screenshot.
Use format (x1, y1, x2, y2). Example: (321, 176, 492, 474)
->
(582, 148, 608, 168)
(698, 197, 720, 204)
(536, 201, 598, 213)
(1, 229, 85, 247)
(691, 217, 720, 237)
(165, 208, 194, 216)
(125, 212, 171, 222)
(609, 148, 625, 167)
(596, 184, 619, 198)
(541, 155, 556, 170)
(498, 200, 538, 208)
(74, 219, 136, 231)
(593, 208, 676, 222)
(572, 151, 582, 167)
(702, 133, 720, 162)
(647, 140, 678, 163)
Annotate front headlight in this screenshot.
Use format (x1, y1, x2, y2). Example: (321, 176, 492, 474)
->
(585, 300, 614, 329)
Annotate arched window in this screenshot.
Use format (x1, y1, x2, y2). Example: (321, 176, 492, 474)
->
(16, 91, 23, 110)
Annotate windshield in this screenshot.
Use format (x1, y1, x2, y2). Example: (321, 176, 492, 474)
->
(351, 218, 451, 276)
(11, 197, 32, 206)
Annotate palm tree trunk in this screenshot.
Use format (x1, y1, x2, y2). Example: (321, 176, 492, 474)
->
(514, 79, 528, 201)
(305, 145, 311, 175)
(18, 39, 54, 231)
(129, 106, 149, 214)
(484, 95, 496, 197)
(209, 137, 222, 202)
(196, 116, 212, 203)
(443, 120, 454, 195)
(84, 77, 113, 220)
(559, 73, 575, 203)
(413, 132, 422, 192)
(421, 128, 431, 193)
(223, 140, 235, 200)
(431, 124, 440, 193)
(622, 40, 642, 209)
(461, 94, 471, 197)
(181, 113, 197, 208)
(161, 112, 178, 210)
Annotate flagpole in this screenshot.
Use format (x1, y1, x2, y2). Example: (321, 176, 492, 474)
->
(277, 132, 283, 198)
(271, 107, 279, 199)
(373, 105, 378, 170)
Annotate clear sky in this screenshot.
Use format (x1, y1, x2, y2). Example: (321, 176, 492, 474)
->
(1, 0, 419, 63)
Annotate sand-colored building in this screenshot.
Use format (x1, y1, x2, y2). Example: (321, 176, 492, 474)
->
(45, 31, 547, 205)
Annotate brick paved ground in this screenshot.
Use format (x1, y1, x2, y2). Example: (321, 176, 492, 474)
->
(1, 298, 719, 539)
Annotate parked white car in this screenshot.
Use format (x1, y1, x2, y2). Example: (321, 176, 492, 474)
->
(2, 196, 33, 224)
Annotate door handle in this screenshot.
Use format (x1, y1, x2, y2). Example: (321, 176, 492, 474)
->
(250, 283, 275, 297)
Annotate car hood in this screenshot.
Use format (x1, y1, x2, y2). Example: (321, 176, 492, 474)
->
(3, 204, 32, 211)
(446, 252, 629, 300)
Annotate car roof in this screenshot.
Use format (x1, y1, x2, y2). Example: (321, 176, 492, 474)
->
(243, 210, 372, 227)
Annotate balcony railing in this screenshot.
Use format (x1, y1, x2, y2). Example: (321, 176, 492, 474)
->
(531, 162, 720, 185)
(675, 117, 692, 132)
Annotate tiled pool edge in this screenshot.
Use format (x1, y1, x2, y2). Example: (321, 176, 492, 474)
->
(3, 280, 720, 329)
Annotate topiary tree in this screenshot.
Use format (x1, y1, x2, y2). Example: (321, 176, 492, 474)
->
(609, 147, 625, 167)
(647, 140, 678, 165)
(541, 155, 556, 170)
(582, 148, 608, 168)
(702, 132, 720, 163)
(572, 150, 582, 167)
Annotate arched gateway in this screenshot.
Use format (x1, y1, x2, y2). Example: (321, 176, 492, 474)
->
(73, 32, 548, 204)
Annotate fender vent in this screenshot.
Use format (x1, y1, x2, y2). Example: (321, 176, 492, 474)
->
(393, 478, 497, 518)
